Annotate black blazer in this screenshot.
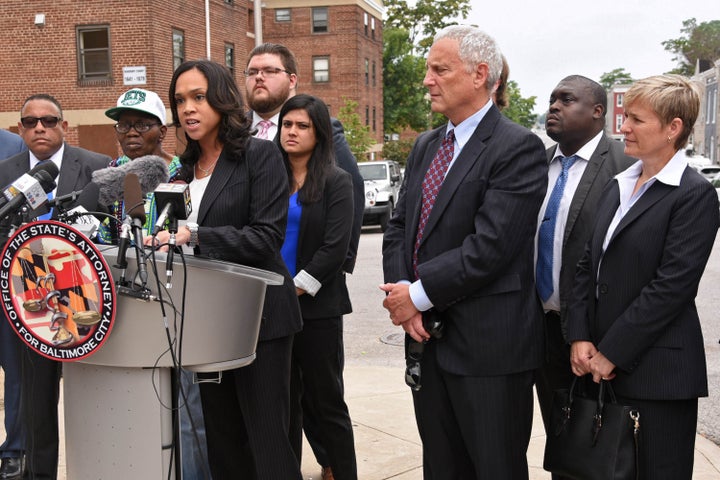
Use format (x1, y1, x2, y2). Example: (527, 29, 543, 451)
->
(549, 136, 636, 336)
(295, 166, 354, 319)
(192, 138, 302, 341)
(383, 105, 548, 376)
(567, 165, 719, 399)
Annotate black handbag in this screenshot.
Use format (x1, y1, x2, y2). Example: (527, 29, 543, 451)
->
(543, 376, 641, 480)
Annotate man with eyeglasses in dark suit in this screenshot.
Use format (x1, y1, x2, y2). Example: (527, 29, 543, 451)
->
(0, 94, 110, 480)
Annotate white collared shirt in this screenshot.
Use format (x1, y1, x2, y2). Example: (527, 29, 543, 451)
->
(251, 112, 279, 140)
(29, 143, 65, 197)
(534, 131, 602, 312)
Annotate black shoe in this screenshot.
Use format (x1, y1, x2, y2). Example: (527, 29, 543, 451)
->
(0, 457, 24, 480)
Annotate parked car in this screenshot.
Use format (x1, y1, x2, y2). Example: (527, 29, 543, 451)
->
(358, 160, 402, 231)
(699, 166, 720, 180)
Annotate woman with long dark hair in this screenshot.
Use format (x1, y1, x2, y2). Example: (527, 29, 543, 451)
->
(277, 94, 357, 480)
(150, 59, 303, 479)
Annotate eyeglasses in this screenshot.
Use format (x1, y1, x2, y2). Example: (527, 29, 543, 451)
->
(20, 116, 61, 129)
(114, 121, 161, 134)
(243, 67, 291, 78)
(405, 340, 425, 391)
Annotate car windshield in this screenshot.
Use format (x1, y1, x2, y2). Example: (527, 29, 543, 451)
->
(359, 164, 387, 181)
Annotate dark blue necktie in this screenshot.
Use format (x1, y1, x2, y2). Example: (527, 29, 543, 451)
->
(536, 155, 577, 301)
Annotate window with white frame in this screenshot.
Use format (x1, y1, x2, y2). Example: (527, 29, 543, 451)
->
(312, 7, 328, 33)
(313, 57, 330, 82)
(77, 25, 111, 81)
(276, 9, 291, 22)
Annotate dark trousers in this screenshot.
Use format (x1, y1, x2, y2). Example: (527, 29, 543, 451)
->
(617, 396, 697, 479)
(289, 316, 356, 479)
(534, 311, 574, 480)
(199, 335, 302, 480)
(413, 340, 534, 480)
(0, 316, 25, 458)
(20, 346, 62, 480)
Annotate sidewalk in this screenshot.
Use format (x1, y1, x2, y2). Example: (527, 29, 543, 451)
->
(2, 366, 720, 479)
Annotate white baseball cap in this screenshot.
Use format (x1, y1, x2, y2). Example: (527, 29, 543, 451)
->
(105, 88, 167, 125)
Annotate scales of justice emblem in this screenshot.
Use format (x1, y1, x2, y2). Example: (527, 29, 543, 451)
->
(1, 221, 115, 361)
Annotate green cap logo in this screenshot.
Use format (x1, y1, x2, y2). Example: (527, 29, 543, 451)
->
(120, 90, 147, 107)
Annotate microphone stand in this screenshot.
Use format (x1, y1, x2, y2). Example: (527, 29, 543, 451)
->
(165, 216, 178, 289)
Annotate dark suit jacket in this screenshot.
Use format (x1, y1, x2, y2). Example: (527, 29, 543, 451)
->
(192, 137, 302, 342)
(295, 167, 354, 319)
(566, 166, 719, 400)
(550, 136, 636, 336)
(255, 112, 364, 273)
(383, 105, 548, 376)
(0, 129, 27, 161)
(0, 144, 110, 238)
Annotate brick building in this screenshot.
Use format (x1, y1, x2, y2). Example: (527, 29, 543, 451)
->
(0, 0, 384, 158)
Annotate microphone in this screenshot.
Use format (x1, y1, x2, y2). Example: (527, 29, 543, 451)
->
(0, 167, 58, 219)
(115, 216, 132, 284)
(92, 155, 169, 206)
(124, 173, 148, 287)
(153, 183, 192, 234)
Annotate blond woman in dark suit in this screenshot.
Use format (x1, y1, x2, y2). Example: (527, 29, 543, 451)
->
(568, 75, 719, 479)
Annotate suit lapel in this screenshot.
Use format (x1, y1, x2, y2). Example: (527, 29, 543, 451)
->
(592, 181, 619, 267)
(610, 180, 675, 243)
(196, 149, 233, 224)
(407, 129, 443, 242)
(418, 109, 495, 244)
(563, 137, 609, 244)
(58, 145, 82, 196)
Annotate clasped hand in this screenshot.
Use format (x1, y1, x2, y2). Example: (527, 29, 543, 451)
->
(142, 228, 191, 251)
(379, 283, 429, 343)
(570, 340, 617, 383)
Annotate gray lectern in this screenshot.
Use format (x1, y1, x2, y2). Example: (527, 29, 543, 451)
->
(62, 247, 282, 479)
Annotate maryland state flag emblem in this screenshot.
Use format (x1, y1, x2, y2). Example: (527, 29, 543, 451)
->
(1, 221, 115, 361)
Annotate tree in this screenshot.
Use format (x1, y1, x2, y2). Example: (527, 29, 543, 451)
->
(383, 28, 430, 134)
(382, 138, 415, 166)
(599, 68, 634, 91)
(662, 18, 720, 76)
(337, 98, 375, 161)
(385, 0, 472, 53)
(501, 80, 537, 129)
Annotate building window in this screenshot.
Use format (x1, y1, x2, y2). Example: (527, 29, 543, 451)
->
(365, 105, 369, 126)
(225, 43, 235, 75)
(312, 7, 328, 33)
(173, 29, 185, 71)
(371, 17, 376, 39)
(76, 25, 111, 81)
(313, 57, 330, 83)
(372, 107, 376, 131)
(276, 8, 291, 22)
(372, 61, 376, 87)
(364, 12, 368, 36)
(365, 59, 369, 86)
(224, 0, 233, 4)
(616, 93, 623, 107)
(616, 114, 623, 132)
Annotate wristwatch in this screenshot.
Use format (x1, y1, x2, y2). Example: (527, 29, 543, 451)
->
(186, 222, 199, 248)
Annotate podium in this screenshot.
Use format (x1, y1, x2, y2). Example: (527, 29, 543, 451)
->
(62, 246, 282, 479)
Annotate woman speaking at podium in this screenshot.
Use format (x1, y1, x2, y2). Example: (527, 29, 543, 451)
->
(149, 60, 303, 479)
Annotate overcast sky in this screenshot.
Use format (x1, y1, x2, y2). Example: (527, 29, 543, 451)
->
(461, 0, 718, 114)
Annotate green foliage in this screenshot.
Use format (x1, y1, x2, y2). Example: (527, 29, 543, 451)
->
(501, 80, 537, 129)
(383, 28, 430, 134)
(662, 18, 720, 76)
(382, 138, 415, 167)
(337, 98, 375, 161)
(385, 0, 472, 53)
(599, 68, 634, 91)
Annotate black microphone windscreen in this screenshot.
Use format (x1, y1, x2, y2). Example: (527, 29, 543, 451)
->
(34, 170, 57, 194)
(92, 155, 169, 206)
(124, 173, 146, 224)
(29, 161, 60, 181)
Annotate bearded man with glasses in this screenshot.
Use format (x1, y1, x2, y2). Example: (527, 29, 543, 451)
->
(0, 93, 110, 480)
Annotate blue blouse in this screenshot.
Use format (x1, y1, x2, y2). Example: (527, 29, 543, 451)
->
(281, 191, 302, 276)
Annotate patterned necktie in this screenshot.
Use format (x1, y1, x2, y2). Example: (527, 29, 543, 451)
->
(412, 129, 455, 279)
(256, 120, 273, 140)
(536, 155, 578, 301)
